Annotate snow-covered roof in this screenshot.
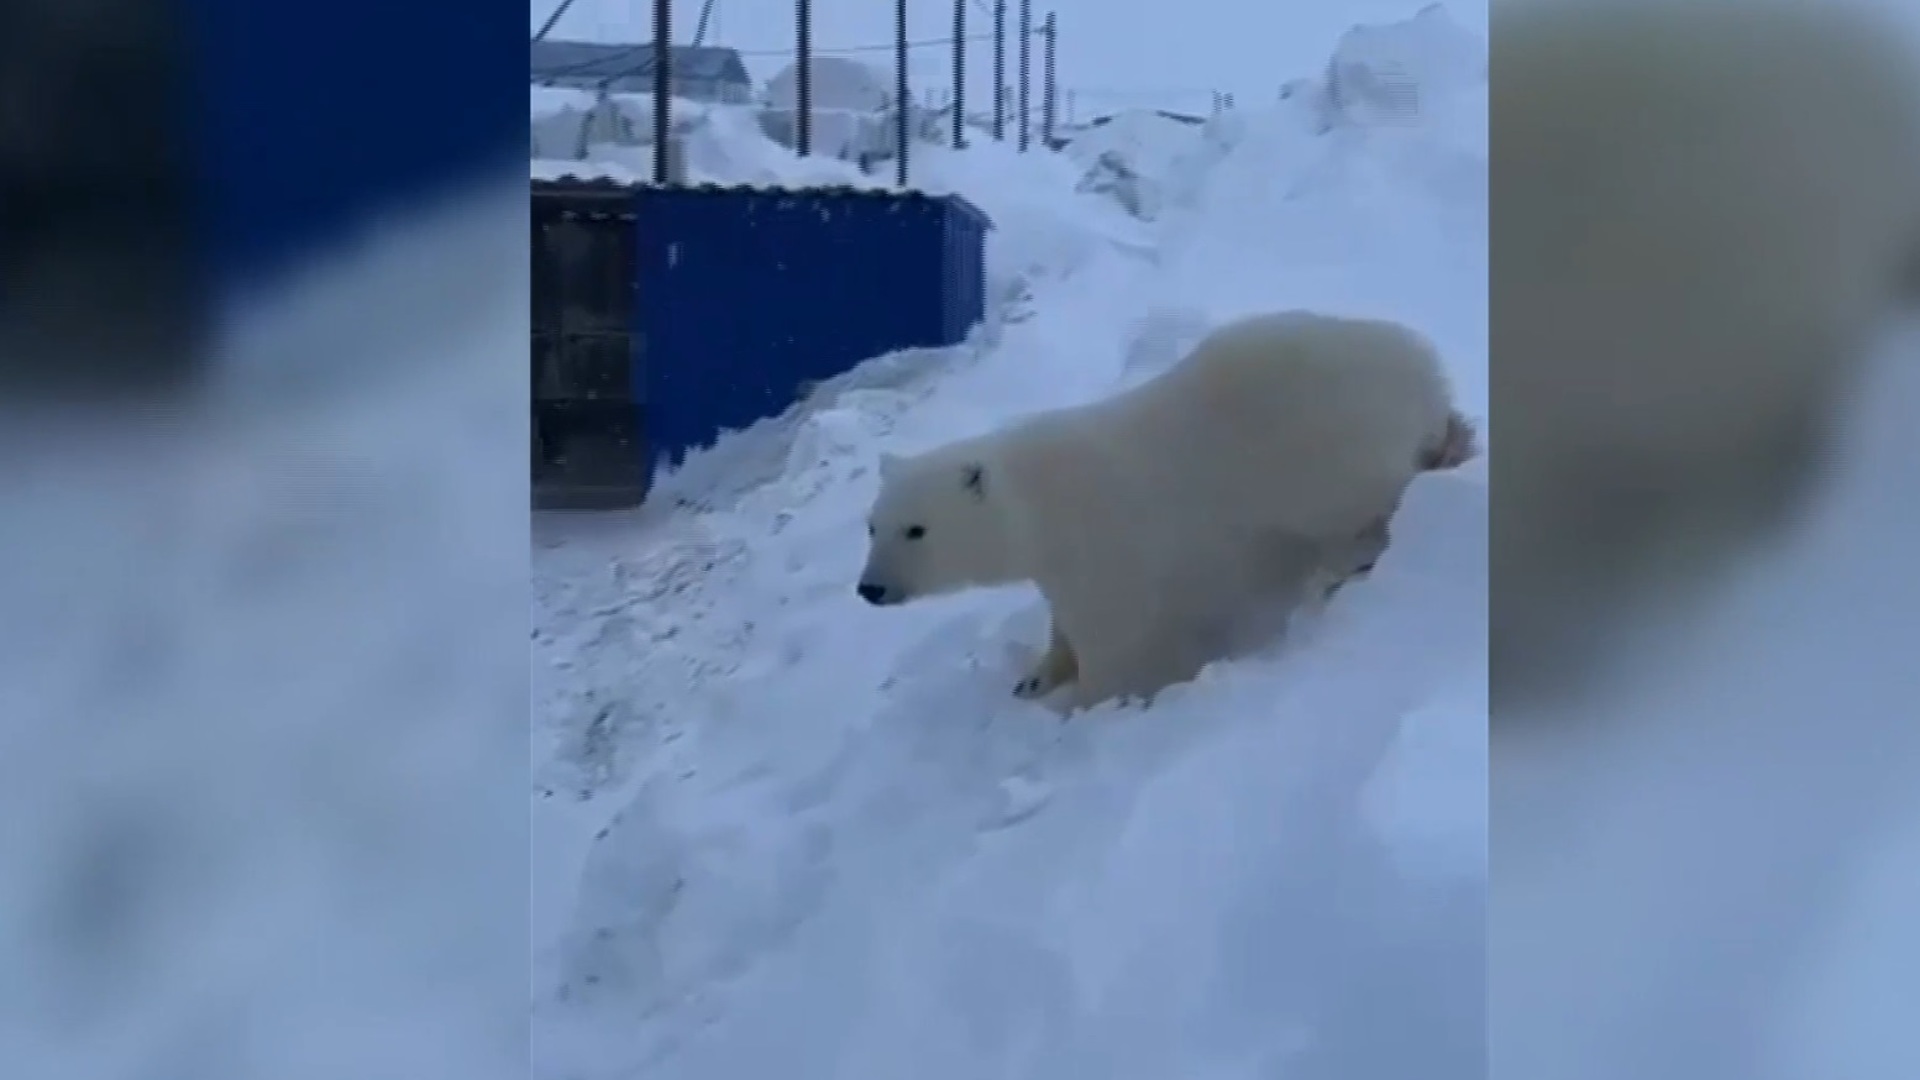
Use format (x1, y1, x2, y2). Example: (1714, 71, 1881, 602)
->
(530, 40, 751, 91)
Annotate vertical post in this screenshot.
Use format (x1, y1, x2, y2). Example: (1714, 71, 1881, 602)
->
(952, 0, 967, 149)
(652, 0, 672, 183)
(895, 0, 909, 186)
(533, 0, 579, 42)
(1016, 0, 1031, 151)
(795, 0, 812, 155)
(992, 0, 1006, 140)
(1040, 11, 1056, 147)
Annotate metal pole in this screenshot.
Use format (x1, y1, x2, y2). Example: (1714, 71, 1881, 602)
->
(952, 0, 967, 149)
(895, 0, 909, 185)
(1041, 10, 1056, 146)
(533, 0, 581, 42)
(991, 0, 1006, 139)
(796, 0, 812, 155)
(691, 0, 718, 45)
(652, 0, 672, 183)
(1016, 0, 1030, 151)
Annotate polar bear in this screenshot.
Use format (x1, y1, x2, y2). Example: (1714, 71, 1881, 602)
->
(855, 309, 1477, 710)
(1492, 0, 1920, 703)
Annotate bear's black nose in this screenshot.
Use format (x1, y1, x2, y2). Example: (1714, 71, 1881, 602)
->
(857, 582, 889, 605)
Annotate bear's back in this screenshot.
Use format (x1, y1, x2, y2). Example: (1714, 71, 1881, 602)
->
(1052, 310, 1453, 537)
(1135, 309, 1448, 466)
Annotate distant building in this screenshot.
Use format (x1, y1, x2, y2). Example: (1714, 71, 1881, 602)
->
(759, 56, 896, 162)
(530, 40, 752, 104)
(764, 56, 889, 116)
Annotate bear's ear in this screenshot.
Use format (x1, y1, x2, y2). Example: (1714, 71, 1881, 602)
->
(960, 461, 987, 499)
(878, 452, 902, 477)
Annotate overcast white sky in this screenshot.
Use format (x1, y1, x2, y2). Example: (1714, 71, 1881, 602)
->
(536, 0, 1487, 115)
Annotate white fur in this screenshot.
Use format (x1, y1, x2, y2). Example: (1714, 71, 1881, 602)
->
(858, 309, 1463, 709)
(1492, 0, 1920, 699)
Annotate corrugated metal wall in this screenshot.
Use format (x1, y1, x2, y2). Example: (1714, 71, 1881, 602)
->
(634, 184, 991, 468)
(531, 177, 993, 508)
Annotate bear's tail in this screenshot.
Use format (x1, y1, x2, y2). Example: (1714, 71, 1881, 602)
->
(1420, 410, 1479, 471)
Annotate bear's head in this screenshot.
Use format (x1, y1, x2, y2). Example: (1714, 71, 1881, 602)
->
(856, 448, 1014, 606)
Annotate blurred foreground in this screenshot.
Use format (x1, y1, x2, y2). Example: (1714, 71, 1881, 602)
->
(0, 184, 530, 1080)
(1491, 1, 1920, 1077)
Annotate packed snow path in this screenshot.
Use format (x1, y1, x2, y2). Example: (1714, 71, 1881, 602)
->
(533, 11, 1487, 1079)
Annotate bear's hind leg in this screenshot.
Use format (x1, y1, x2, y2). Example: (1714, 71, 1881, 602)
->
(1030, 572, 1175, 710)
(1014, 617, 1080, 698)
(1066, 627, 1204, 711)
(1061, 575, 1243, 710)
(1316, 514, 1392, 603)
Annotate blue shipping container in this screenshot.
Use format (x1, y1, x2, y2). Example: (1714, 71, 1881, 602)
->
(632, 184, 993, 468)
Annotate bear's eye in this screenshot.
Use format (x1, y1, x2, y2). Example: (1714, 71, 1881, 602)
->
(867, 523, 875, 538)
(903, 525, 926, 540)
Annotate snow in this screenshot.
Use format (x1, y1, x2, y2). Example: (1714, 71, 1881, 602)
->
(1060, 111, 1215, 222)
(531, 7, 1486, 1079)
(532, 88, 877, 188)
(1321, 3, 1489, 127)
(1488, 320, 1920, 1078)
(0, 179, 530, 1080)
